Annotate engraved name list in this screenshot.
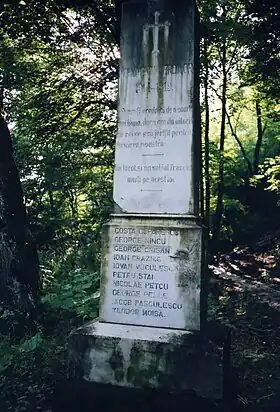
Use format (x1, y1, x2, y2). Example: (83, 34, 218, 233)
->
(102, 225, 189, 329)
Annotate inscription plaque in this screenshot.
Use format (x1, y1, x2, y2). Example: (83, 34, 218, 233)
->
(100, 221, 201, 330)
(113, 2, 197, 214)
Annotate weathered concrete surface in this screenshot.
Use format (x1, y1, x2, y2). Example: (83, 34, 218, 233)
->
(100, 215, 204, 331)
(68, 321, 230, 400)
(113, 0, 200, 215)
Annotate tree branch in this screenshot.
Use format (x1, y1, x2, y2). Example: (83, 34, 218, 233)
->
(226, 41, 239, 75)
(59, 99, 117, 132)
(226, 109, 253, 175)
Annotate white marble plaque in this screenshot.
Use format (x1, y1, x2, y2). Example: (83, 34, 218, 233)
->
(100, 221, 201, 330)
(113, 4, 197, 214)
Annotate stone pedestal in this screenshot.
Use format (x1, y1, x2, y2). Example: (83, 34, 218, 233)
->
(69, 321, 230, 400)
(68, 214, 231, 400)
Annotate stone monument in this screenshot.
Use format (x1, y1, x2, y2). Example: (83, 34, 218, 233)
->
(68, 0, 230, 401)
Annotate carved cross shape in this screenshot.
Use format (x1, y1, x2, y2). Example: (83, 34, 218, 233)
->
(143, 11, 171, 58)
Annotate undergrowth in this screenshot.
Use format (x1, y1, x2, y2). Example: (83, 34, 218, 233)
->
(0, 251, 100, 412)
(208, 249, 280, 407)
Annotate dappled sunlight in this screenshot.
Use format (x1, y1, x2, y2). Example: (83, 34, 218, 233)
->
(208, 245, 280, 406)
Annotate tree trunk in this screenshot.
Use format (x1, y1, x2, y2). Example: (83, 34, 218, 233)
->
(48, 188, 55, 214)
(203, 39, 210, 240)
(226, 110, 253, 176)
(0, 116, 40, 305)
(212, 42, 227, 244)
(254, 100, 263, 174)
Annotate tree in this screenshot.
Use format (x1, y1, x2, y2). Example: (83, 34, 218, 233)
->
(245, 0, 280, 99)
(0, 29, 41, 311)
(199, 0, 249, 244)
(0, 0, 118, 317)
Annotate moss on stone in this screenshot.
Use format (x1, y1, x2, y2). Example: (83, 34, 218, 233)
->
(127, 342, 168, 388)
(157, 32, 166, 110)
(126, 343, 143, 385)
(109, 341, 125, 383)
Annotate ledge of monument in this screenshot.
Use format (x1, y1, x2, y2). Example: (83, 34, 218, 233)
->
(69, 320, 195, 341)
(69, 320, 230, 350)
(105, 215, 205, 230)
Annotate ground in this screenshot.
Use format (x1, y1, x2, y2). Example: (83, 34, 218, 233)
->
(208, 246, 280, 409)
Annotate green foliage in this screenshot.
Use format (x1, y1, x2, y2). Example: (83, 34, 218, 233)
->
(41, 267, 99, 318)
(244, 0, 280, 99)
(0, 330, 44, 376)
(0, 0, 279, 410)
(0, 317, 68, 412)
(253, 156, 280, 194)
(0, 3, 116, 411)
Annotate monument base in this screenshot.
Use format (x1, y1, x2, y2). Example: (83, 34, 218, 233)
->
(68, 321, 230, 400)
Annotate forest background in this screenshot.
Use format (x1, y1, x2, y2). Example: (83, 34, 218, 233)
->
(0, 0, 279, 411)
